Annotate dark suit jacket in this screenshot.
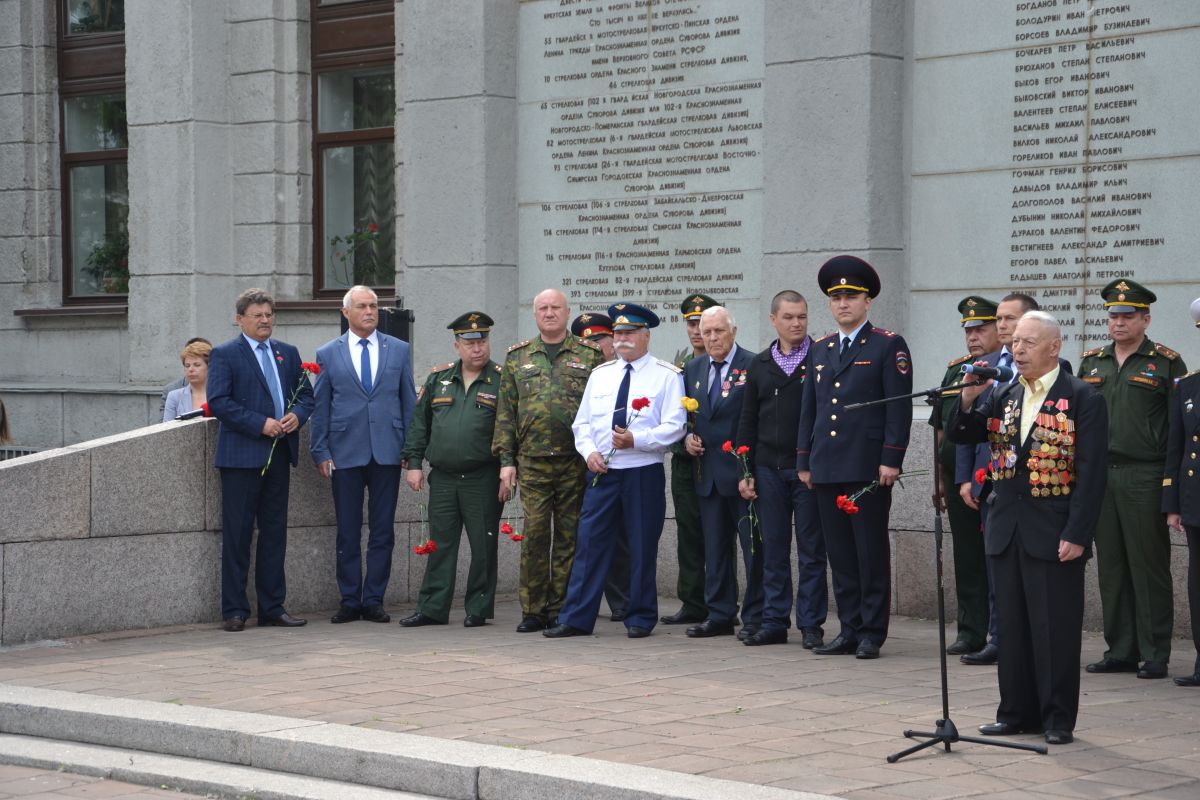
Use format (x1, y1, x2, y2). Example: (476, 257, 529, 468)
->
(1163, 371, 1200, 528)
(735, 341, 809, 472)
(208, 335, 315, 468)
(309, 333, 416, 469)
(684, 345, 755, 497)
(947, 369, 1107, 561)
(796, 322, 913, 484)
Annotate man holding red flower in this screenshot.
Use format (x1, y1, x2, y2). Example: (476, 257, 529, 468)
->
(207, 288, 315, 632)
(544, 302, 686, 639)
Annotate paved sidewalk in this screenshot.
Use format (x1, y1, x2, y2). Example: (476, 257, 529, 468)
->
(1, 599, 1198, 799)
(0, 762, 207, 799)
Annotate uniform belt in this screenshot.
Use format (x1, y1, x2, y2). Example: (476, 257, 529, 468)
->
(430, 462, 499, 478)
(1107, 459, 1162, 469)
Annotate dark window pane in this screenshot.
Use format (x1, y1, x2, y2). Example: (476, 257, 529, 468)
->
(64, 94, 127, 152)
(66, 0, 125, 34)
(317, 67, 395, 132)
(322, 142, 395, 290)
(69, 162, 129, 295)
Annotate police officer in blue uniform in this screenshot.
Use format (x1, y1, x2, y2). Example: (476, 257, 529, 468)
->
(796, 256, 913, 659)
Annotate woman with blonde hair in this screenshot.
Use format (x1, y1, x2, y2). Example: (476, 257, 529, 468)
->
(163, 340, 213, 421)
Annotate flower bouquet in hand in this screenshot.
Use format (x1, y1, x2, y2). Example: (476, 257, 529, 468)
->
(413, 500, 437, 555)
(262, 361, 320, 476)
(593, 396, 651, 486)
(837, 469, 930, 515)
(500, 521, 524, 543)
(723, 441, 761, 551)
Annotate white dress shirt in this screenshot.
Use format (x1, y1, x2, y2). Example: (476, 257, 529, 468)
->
(572, 351, 687, 468)
(346, 330, 380, 385)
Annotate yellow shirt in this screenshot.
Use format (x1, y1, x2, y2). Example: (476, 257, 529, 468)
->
(1019, 364, 1060, 443)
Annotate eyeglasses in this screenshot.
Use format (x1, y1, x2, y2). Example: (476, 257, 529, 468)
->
(244, 312, 274, 321)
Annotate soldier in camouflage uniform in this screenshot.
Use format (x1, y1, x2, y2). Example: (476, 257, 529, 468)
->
(400, 312, 507, 628)
(1081, 279, 1187, 680)
(493, 289, 603, 632)
(661, 293, 720, 625)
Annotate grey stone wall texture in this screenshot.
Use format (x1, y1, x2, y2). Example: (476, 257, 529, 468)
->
(1, 2, 1198, 640)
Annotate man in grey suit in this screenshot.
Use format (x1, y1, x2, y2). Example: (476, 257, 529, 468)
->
(683, 306, 763, 641)
(310, 286, 417, 624)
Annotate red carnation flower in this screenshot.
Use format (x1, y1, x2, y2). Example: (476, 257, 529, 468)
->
(423, 539, 437, 553)
(500, 522, 514, 535)
(301, 361, 321, 375)
(974, 468, 987, 485)
(836, 494, 849, 510)
(844, 502, 860, 515)
(510, 533, 524, 542)
(722, 440, 733, 453)
(630, 396, 651, 411)
(736, 445, 750, 456)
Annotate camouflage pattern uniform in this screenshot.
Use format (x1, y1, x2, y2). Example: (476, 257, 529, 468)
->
(492, 334, 602, 622)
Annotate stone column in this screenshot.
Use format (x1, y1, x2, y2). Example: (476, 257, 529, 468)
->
(401, 0, 518, 365)
(761, 0, 907, 334)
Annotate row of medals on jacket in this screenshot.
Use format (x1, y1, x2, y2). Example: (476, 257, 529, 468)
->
(987, 399, 1076, 497)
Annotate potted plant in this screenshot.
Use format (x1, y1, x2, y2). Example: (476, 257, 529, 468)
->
(83, 229, 129, 294)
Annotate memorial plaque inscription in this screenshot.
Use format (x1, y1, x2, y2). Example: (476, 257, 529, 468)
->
(912, 0, 1200, 382)
(518, 0, 765, 329)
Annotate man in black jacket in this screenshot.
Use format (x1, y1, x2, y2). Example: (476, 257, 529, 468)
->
(949, 310, 1107, 745)
(736, 290, 826, 648)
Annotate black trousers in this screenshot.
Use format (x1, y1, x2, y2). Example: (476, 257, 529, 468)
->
(1187, 524, 1200, 674)
(814, 483, 892, 646)
(992, 542, 1085, 732)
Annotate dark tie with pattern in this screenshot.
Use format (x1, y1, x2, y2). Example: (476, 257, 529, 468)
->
(613, 363, 632, 429)
(708, 360, 725, 407)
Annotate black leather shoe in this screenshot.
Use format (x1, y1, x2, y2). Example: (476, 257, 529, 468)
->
(610, 610, 627, 622)
(1173, 672, 1200, 687)
(543, 623, 588, 638)
(398, 612, 445, 627)
(660, 607, 705, 625)
(979, 722, 1024, 736)
(855, 640, 880, 659)
(361, 605, 390, 623)
(813, 634, 857, 655)
(223, 616, 246, 632)
(686, 620, 735, 638)
(627, 626, 652, 638)
(516, 615, 546, 633)
(946, 638, 977, 656)
(960, 642, 999, 665)
(736, 624, 761, 642)
(1045, 729, 1073, 745)
(1137, 660, 1168, 679)
(330, 606, 361, 624)
(260, 612, 306, 627)
(800, 628, 824, 650)
(1086, 658, 1138, 674)
(744, 628, 787, 646)
(463, 615, 486, 628)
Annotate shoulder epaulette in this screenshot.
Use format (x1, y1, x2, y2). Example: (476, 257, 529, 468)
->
(815, 333, 836, 343)
(507, 339, 532, 352)
(871, 327, 897, 337)
(1081, 346, 1105, 358)
(947, 354, 972, 368)
(493, 362, 502, 373)
(656, 358, 683, 373)
(1155, 342, 1180, 360)
(594, 359, 619, 369)
(427, 361, 454, 375)
(577, 337, 601, 351)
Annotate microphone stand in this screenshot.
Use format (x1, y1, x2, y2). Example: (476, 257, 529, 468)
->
(845, 380, 1047, 762)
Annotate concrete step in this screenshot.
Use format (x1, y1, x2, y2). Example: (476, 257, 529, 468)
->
(0, 684, 830, 800)
(0, 732, 436, 799)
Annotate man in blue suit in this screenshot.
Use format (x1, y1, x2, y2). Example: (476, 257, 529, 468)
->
(683, 306, 763, 640)
(310, 286, 416, 625)
(207, 288, 315, 632)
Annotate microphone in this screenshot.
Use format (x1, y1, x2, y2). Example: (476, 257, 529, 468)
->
(175, 408, 206, 420)
(960, 363, 1014, 382)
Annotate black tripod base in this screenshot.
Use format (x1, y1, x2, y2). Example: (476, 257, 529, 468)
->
(886, 718, 1047, 762)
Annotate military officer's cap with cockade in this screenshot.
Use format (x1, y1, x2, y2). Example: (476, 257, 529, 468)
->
(957, 296, 999, 329)
(570, 313, 613, 341)
(817, 255, 881, 298)
(1101, 279, 1156, 313)
(448, 311, 493, 340)
(679, 293, 722, 320)
(608, 302, 660, 330)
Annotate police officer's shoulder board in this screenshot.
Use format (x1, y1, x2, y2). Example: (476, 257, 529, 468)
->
(947, 354, 972, 368)
(814, 332, 836, 344)
(507, 339, 532, 353)
(1081, 346, 1106, 359)
(1155, 342, 1180, 360)
(871, 326, 898, 337)
(656, 358, 683, 373)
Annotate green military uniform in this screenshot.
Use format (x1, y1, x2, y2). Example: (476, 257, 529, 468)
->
(665, 293, 721, 622)
(492, 333, 602, 625)
(1080, 279, 1187, 668)
(401, 312, 505, 624)
(931, 295, 998, 652)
